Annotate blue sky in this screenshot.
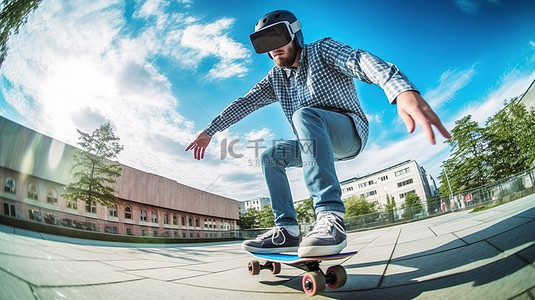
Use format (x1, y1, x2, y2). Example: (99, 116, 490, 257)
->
(1, 0, 534, 201)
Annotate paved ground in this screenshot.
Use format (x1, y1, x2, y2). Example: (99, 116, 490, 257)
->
(1, 194, 534, 300)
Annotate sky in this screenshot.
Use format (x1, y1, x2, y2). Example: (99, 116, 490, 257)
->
(1, 0, 535, 202)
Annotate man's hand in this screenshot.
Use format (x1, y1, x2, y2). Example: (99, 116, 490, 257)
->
(396, 91, 451, 144)
(186, 131, 212, 160)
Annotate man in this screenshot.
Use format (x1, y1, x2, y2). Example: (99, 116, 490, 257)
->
(186, 10, 450, 257)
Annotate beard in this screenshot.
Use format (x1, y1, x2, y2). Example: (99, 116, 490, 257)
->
(273, 43, 299, 68)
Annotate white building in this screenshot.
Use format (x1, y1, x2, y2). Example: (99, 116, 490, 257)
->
(519, 78, 535, 108)
(340, 160, 436, 208)
(238, 197, 271, 214)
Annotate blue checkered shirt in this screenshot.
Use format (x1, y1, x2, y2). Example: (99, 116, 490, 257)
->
(204, 37, 417, 158)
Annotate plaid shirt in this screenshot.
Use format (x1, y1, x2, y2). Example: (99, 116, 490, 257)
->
(204, 37, 417, 158)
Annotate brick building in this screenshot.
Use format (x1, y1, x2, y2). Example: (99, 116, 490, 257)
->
(0, 116, 238, 238)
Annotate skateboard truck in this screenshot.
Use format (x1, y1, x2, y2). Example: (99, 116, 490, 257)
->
(247, 251, 356, 296)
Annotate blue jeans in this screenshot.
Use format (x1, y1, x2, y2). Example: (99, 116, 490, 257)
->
(261, 107, 362, 227)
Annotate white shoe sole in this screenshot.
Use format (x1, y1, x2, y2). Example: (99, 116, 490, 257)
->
(241, 243, 299, 254)
(298, 240, 347, 257)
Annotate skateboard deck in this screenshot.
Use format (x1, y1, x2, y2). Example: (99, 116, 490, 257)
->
(247, 250, 357, 296)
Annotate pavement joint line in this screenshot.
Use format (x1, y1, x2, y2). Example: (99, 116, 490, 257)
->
(28, 278, 147, 289)
(428, 226, 438, 237)
(376, 227, 402, 289)
(170, 280, 305, 295)
(507, 287, 535, 300)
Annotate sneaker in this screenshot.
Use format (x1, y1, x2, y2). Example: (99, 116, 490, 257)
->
(241, 227, 301, 253)
(298, 212, 347, 257)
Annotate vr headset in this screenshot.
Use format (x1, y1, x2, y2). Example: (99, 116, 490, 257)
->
(250, 20, 302, 54)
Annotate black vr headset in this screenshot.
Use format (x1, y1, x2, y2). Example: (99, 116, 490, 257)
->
(250, 10, 304, 54)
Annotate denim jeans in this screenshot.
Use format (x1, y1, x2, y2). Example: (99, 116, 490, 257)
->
(261, 107, 362, 227)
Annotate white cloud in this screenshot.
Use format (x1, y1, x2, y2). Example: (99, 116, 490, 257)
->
(0, 0, 259, 200)
(331, 67, 535, 195)
(454, 0, 500, 14)
(423, 65, 477, 111)
(529, 41, 535, 63)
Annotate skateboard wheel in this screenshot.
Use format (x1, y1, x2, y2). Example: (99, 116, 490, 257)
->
(302, 271, 326, 296)
(248, 260, 260, 275)
(271, 262, 281, 275)
(326, 265, 347, 289)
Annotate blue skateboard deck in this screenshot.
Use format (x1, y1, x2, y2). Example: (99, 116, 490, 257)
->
(250, 251, 358, 264)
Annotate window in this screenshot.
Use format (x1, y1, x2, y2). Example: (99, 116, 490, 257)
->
(151, 212, 157, 223)
(140, 210, 147, 221)
(4, 203, 16, 217)
(397, 178, 414, 188)
(125, 207, 132, 219)
(85, 201, 96, 213)
(28, 209, 41, 221)
(182, 216, 186, 226)
(109, 206, 117, 217)
(400, 190, 416, 199)
(173, 215, 178, 225)
(4, 177, 16, 194)
(47, 188, 58, 205)
(188, 217, 193, 227)
(195, 218, 200, 227)
(164, 214, 169, 225)
(360, 190, 377, 198)
(395, 167, 410, 177)
(358, 180, 375, 189)
(27, 183, 38, 200)
(380, 175, 389, 181)
(67, 199, 77, 210)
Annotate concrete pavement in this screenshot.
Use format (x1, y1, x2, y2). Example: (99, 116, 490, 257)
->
(1, 194, 534, 300)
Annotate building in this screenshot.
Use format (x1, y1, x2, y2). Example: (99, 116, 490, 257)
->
(519, 77, 535, 108)
(340, 160, 436, 208)
(0, 116, 239, 238)
(238, 197, 271, 214)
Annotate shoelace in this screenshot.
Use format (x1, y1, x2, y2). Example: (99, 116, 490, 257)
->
(306, 213, 345, 237)
(256, 227, 286, 245)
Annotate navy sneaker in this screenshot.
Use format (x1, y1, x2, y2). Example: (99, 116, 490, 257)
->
(298, 212, 347, 257)
(241, 227, 301, 253)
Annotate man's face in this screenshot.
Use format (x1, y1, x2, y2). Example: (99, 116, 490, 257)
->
(269, 41, 298, 68)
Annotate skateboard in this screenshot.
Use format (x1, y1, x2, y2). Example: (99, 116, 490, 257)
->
(247, 250, 358, 296)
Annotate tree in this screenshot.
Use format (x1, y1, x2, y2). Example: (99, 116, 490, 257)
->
(296, 197, 315, 224)
(1, 0, 42, 67)
(237, 208, 258, 229)
(384, 194, 396, 223)
(485, 99, 535, 180)
(401, 192, 423, 219)
(63, 123, 124, 208)
(344, 195, 378, 218)
(258, 205, 275, 228)
(438, 115, 489, 195)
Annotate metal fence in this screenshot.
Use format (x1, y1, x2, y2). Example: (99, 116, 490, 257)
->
(339, 166, 535, 233)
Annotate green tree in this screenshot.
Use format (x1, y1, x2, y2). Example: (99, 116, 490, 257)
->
(438, 115, 489, 195)
(384, 194, 396, 223)
(237, 208, 258, 229)
(485, 99, 535, 180)
(296, 197, 315, 224)
(258, 204, 275, 228)
(63, 123, 124, 208)
(344, 195, 378, 218)
(401, 192, 423, 219)
(1, 0, 42, 67)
